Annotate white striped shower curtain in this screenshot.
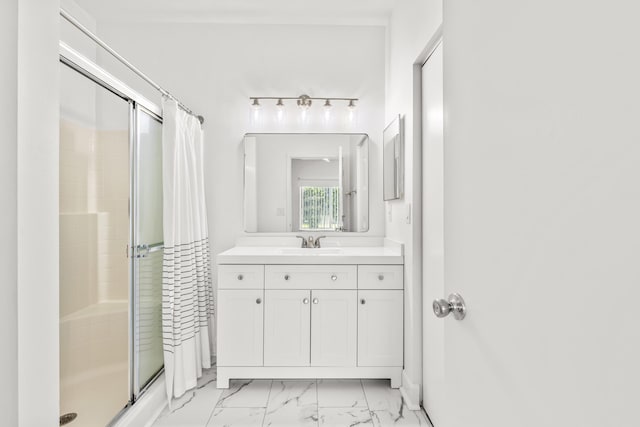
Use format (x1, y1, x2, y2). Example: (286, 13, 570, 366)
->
(161, 98, 214, 401)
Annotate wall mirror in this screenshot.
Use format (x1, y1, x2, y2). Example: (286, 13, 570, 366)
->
(383, 115, 404, 200)
(244, 133, 369, 233)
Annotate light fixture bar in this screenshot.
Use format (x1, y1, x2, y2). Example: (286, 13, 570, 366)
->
(249, 96, 359, 102)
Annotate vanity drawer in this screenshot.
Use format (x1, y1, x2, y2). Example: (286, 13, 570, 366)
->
(358, 265, 403, 290)
(218, 265, 264, 289)
(265, 265, 357, 290)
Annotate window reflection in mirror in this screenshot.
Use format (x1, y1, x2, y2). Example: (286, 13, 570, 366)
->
(244, 133, 369, 233)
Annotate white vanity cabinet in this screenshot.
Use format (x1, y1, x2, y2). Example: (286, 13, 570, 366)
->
(264, 289, 310, 366)
(216, 249, 404, 389)
(217, 289, 264, 366)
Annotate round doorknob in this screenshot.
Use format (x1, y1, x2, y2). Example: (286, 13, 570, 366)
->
(360, 298, 366, 305)
(303, 298, 309, 304)
(256, 298, 262, 304)
(432, 299, 451, 317)
(378, 274, 384, 281)
(312, 298, 319, 304)
(433, 293, 466, 320)
(237, 274, 244, 281)
(330, 274, 337, 281)
(284, 274, 290, 281)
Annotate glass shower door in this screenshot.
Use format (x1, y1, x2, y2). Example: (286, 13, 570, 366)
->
(133, 106, 165, 396)
(59, 63, 131, 426)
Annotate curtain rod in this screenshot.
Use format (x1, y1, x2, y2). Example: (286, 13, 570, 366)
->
(60, 8, 205, 125)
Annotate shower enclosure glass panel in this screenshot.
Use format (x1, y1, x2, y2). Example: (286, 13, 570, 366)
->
(134, 108, 164, 394)
(59, 63, 130, 426)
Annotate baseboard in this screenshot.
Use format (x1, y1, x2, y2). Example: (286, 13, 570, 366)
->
(399, 370, 420, 410)
(113, 374, 167, 427)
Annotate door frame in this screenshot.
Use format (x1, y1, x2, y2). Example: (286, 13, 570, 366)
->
(411, 24, 443, 418)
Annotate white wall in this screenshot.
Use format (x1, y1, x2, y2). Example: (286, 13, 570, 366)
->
(89, 22, 386, 278)
(17, 0, 60, 425)
(0, 1, 18, 425)
(385, 0, 442, 405)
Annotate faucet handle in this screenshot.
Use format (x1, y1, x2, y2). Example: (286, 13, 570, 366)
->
(314, 236, 327, 248)
(295, 235, 308, 248)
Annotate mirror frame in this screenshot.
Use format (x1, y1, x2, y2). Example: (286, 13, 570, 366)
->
(243, 132, 371, 234)
(383, 115, 404, 201)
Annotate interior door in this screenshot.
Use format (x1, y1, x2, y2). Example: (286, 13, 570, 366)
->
(421, 42, 445, 425)
(440, 2, 640, 426)
(264, 289, 311, 366)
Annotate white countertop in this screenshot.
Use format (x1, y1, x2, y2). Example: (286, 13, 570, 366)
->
(216, 245, 404, 265)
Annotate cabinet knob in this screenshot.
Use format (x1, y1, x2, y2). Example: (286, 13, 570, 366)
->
(330, 274, 338, 281)
(303, 298, 309, 304)
(256, 298, 262, 304)
(284, 274, 290, 281)
(378, 274, 384, 281)
(312, 298, 319, 304)
(360, 298, 366, 305)
(237, 274, 244, 281)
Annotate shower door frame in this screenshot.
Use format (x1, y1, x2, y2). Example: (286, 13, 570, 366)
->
(59, 41, 165, 422)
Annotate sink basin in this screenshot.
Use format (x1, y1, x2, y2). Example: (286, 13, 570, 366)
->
(279, 248, 344, 255)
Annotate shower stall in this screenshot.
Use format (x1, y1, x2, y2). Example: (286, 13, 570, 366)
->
(59, 41, 165, 426)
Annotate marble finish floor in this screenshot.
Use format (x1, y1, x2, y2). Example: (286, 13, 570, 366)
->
(153, 368, 432, 427)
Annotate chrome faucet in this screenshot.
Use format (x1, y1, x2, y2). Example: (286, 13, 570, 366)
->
(313, 236, 326, 248)
(296, 235, 309, 248)
(295, 235, 327, 248)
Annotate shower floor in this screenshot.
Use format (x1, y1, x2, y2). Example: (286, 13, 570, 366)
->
(60, 363, 128, 427)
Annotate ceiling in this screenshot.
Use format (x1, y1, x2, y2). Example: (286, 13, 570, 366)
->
(74, 0, 394, 26)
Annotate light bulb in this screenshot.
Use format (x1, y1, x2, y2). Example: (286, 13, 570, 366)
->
(323, 99, 332, 123)
(250, 98, 261, 124)
(276, 99, 285, 122)
(347, 99, 356, 124)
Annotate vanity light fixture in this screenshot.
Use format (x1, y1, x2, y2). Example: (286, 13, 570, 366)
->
(248, 95, 358, 111)
(297, 94, 313, 110)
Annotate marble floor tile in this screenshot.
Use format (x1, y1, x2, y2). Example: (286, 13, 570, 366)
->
(154, 381, 223, 426)
(267, 380, 317, 409)
(264, 380, 318, 426)
(207, 407, 265, 427)
(217, 379, 273, 408)
(196, 366, 218, 389)
(361, 380, 403, 413)
(317, 379, 367, 408)
(318, 407, 373, 426)
(370, 406, 432, 427)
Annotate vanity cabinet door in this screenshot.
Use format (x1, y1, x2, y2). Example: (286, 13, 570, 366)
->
(264, 290, 311, 366)
(358, 290, 403, 366)
(217, 290, 264, 366)
(311, 290, 357, 367)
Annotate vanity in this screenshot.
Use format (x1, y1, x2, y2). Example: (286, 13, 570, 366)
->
(215, 133, 403, 388)
(216, 241, 404, 388)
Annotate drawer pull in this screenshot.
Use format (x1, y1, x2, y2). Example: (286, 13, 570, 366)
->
(378, 274, 384, 281)
(330, 274, 337, 281)
(303, 298, 309, 304)
(237, 274, 244, 281)
(284, 274, 290, 281)
(313, 298, 319, 304)
(360, 298, 366, 305)
(256, 298, 262, 304)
